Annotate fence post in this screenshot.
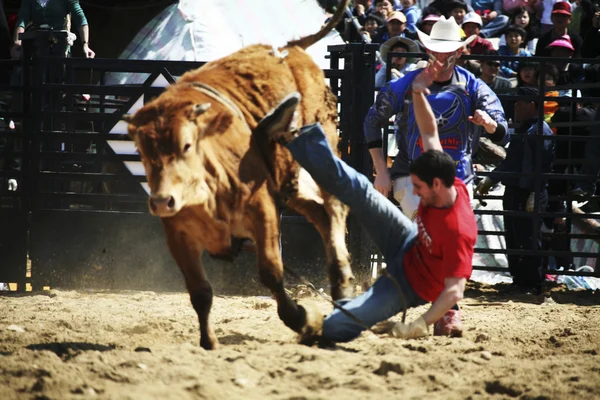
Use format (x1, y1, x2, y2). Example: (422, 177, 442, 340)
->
(334, 43, 379, 285)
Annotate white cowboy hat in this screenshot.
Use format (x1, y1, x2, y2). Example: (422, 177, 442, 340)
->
(416, 16, 477, 53)
(380, 36, 420, 64)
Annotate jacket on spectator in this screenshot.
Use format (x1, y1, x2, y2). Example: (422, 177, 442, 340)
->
(535, 29, 583, 57)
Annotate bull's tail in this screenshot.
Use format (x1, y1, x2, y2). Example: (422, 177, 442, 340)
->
(285, 0, 351, 50)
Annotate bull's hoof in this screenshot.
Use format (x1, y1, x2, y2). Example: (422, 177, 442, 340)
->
(200, 335, 219, 350)
(297, 301, 324, 347)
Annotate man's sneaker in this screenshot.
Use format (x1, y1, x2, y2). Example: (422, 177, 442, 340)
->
(434, 309, 463, 337)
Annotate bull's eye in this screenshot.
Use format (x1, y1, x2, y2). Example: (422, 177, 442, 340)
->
(183, 143, 192, 153)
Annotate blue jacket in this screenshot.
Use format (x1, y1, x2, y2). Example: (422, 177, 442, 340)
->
(494, 118, 555, 189)
(364, 66, 508, 183)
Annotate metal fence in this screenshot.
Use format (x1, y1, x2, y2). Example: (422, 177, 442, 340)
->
(377, 50, 600, 281)
(0, 40, 598, 291)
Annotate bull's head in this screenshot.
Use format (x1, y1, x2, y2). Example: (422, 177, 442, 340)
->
(124, 97, 232, 217)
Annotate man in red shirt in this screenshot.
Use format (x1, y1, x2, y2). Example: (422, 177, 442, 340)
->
(256, 62, 477, 343)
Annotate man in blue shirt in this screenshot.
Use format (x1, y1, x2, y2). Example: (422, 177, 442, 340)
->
(365, 16, 508, 221)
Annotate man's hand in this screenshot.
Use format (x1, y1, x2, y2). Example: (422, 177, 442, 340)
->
(356, 4, 365, 15)
(390, 68, 402, 80)
(526, 192, 535, 212)
(83, 43, 95, 59)
(412, 60, 443, 94)
(468, 110, 497, 134)
(475, 176, 494, 195)
(373, 170, 392, 196)
(391, 316, 430, 339)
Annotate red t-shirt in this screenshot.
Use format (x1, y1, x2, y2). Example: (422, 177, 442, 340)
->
(404, 178, 477, 302)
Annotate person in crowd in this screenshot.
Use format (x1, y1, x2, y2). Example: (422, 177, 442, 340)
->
(581, 7, 600, 57)
(365, 16, 508, 224)
(376, 36, 420, 87)
(374, 0, 395, 19)
(373, 11, 413, 43)
(424, 0, 473, 19)
(459, 12, 496, 76)
(418, 13, 442, 35)
(361, 14, 386, 40)
(470, 0, 510, 37)
(12, 0, 94, 59)
(463, 13, 496, 54)
(541, 0, 561, 33)
(517, 60, 539, 86)
(568, 0, 593, 36)
(448, 0, 469, 25)
(536, 2, 583, 56)
(400, 0, 422, 32)
(476, 87, 555, 295)
(498, 7, 541, 52)
(259, 64, 477, 344)
(498, 25, 532, 78)
(479, 51, 513, 93)
(353, 0, 375, 25)
(547, 35, 584, 86)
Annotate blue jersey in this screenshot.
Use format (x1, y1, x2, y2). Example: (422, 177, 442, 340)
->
(364, 66, 508, 183)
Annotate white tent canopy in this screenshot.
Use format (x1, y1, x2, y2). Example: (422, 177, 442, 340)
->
(106, 0, 344, 85)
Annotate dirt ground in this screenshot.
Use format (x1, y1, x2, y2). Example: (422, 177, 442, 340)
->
(1, 283, 599, 400)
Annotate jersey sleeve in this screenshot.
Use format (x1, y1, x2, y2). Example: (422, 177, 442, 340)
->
(363, 69, 420, 148)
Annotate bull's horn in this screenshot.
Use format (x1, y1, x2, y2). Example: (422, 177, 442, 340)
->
(121, 114, 134, 123)
(193, 103, 211, 116)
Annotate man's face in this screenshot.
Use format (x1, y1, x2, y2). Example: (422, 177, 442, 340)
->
(411, 175, 438, 207)
(428, 49, 462, 75)
(390, 46, 408, 68)
(387, 20, 406, 36)
(364, 19, 379, 33)
(550, 47, 573, 69)
(421, 21, 435, 35)
(515, 10, 530, 27)
(514, 100, 535, 122)
(506, 32, 524, 49)
(375, 0, 393, 17)
(462, 22, 480, 37)
(450, 8, 466, 25)
(401, 0, 416, 8)
(551, 13, 571, 29)
(519, 66, 536, 85)
(482, 60, 500, 79)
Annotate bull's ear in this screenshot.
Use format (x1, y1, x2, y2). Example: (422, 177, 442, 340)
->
(255, 92, 301, 137)
(190, 103, 211, 120)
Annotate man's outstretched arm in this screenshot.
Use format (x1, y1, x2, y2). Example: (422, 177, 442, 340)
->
(411, 65, 443, 153)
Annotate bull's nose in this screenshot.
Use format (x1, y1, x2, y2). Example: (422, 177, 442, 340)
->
(149, 194, 177, 216)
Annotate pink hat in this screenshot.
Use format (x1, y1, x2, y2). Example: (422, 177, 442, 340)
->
(547, 35, 575, 52)
(422, 14, 441, 23)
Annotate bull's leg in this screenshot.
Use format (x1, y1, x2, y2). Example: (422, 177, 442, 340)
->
(287, 169, 354, 301)
(162, 221, 218, 350)
(249, 199, 319, 336)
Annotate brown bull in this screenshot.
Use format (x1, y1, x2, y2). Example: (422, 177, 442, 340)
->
(124, 0, 353, 349)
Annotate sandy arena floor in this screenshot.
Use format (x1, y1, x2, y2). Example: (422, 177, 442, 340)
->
(1, 283, 599, 400)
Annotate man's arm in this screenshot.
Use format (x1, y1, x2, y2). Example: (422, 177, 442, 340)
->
(364, 81, 407, 195)
(411, 90, 442, 152)
(422, 277, 465, 325)
(472, 79, 509, 145)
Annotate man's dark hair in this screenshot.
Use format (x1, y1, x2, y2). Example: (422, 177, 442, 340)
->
(409, 150, 456, 188)
(365, 14, 385, 26)
(535, 63, 559, 86)
(517, 87, 540, 109)
(504, 24, 527, 40)
(448, 0, 468, 11)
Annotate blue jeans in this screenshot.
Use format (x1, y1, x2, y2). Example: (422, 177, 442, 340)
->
(286, 124, 427, 342)
(480, 15, 509, 38)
